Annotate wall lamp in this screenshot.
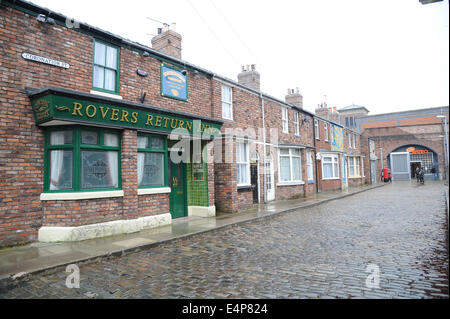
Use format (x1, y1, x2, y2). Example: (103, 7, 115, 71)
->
(36, 14, 56, 25)
(141, 51, 150, 58)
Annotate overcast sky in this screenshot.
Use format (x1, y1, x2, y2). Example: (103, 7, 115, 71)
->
(32, 0, 449, 115)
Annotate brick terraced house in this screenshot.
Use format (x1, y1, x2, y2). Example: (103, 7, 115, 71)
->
(0, 0, 377, 247)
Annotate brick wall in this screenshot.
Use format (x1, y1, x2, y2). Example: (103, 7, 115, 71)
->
(0, 6, 217, 246)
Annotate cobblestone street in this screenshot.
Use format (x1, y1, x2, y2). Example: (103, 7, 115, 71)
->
(1, 182, 448, 299)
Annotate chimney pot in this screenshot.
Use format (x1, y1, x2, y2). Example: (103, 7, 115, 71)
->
(238, 64, 261, 90)
(152, 26, 182, 59)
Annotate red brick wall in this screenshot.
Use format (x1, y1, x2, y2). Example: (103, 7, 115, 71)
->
(364, 124, 446, 180)
(0, 6, 217, 246)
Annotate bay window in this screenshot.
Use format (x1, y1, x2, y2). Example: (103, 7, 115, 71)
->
(45, 127, 121, 192)
(322, 154, 339, 179)
(138, 134, 168, 188)
(236, 141, 250, 186)
(279, 148, 303, 183)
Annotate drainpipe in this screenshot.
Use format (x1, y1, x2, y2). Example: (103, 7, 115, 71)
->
(313, 117, 319, 193)
(260, 93, 267, 204)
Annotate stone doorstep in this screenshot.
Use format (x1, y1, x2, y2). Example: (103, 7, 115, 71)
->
(0, 184, 386, 290)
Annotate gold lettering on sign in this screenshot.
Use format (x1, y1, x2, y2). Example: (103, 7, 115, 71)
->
(146, 115, 154, 126)
(185, 121, 192, 132)
(86, 105, 97, 118)
(171, 119, 179, 129)
(111, 109, 120, 121)
(72, 102, 83, 117)
(100, 106, 110, 119)
(178, 120, 185, 129)
(121, 110, 129, 123)
(131, 112, 138, 124)
(155, 116, 162, 127)
(163, 117, 170, 128)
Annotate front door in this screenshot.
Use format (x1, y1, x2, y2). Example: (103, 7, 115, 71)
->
(169, 159, 187, 219)
(251, 163, 259, 204)
(266, 157, 275, 202)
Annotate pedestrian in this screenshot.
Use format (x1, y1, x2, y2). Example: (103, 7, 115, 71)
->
(416, 167, 420, 183)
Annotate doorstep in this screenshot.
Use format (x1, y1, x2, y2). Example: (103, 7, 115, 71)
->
(0, 183, 385, 290)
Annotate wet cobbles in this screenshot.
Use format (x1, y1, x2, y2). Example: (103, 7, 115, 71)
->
(0, 182, 448, 299)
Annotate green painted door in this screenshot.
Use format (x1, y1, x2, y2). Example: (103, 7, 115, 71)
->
(169, 160, 187, 219)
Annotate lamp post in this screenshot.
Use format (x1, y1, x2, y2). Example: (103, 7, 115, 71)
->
(437, 115, 449, 184)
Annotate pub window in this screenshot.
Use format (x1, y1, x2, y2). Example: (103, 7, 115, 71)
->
(45, 127, 121, 192)
(137, 133, 168, 188)
(93, 40, 120, 94)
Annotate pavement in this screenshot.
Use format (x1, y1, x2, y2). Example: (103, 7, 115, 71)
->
(0, 183, 384, 290)
(0, 181, 448, 299)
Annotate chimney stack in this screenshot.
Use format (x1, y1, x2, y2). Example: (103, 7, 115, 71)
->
(237, 65, 260, 91)
(285, 87, 303, 109)
(151, 24, 182, 59)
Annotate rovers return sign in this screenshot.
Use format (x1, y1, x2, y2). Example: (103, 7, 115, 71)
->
(31, 93, 221, 136)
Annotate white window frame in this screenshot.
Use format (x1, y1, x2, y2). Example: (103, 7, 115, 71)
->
(353, 134, 356, 149)
(315, 119, 319, 140)
(294, 112, 300, 136)
(307, 151, 314, 182)
(322, 154, 340, 180)
(348, 132, 352, 149)
(361, 157, 365, 177)
(282, 107, 289, 134)
(278, 148, 303, 184)
(348, 156, 361, 178)
(221, 85, 233, 120)
(236, 141, 250, 186)
(324, 123, 329, 142)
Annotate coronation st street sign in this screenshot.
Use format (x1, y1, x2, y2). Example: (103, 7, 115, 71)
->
(31, 94, 221, 136)
(22, 53, 70, 69)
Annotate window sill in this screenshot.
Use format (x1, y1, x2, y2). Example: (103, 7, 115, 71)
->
(40, 190, 124, 201)
(308, 180, 315, 184)
(348, 176, 362, 179)
(277, 181, 305, 187)
(237, 185, 252, 191)
(90, 90, 123, 100)
(138, 187, 171, 195)
(322, 177, 340, 181)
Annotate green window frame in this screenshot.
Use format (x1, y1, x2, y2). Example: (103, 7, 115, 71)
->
(44, 126, 122, 193)
(92, 39, 120, 95)
(137, 133, 168, 189)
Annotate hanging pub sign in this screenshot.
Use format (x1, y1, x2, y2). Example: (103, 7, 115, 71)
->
(161, 63, 188, 101)
(22, 52, 70, 69)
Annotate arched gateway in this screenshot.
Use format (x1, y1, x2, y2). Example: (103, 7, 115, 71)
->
(388, 144, 439, 181)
